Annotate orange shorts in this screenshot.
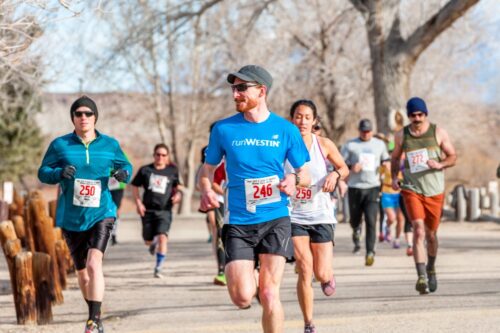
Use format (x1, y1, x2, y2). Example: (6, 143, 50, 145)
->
(401, 190, 444, 232)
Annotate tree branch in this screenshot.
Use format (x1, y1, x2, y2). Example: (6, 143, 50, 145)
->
(403, 0, 480, 62)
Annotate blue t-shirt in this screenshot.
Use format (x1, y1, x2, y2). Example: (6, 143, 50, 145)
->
(205, 112, 310, 225)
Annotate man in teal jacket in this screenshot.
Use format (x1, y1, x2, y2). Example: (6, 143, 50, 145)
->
(38, 95, 132, 333)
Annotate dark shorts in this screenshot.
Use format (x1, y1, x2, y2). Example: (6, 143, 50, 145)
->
(62, 218, 115, 271)
(141, 210, 173, 241)
(291, 223, 335, 244)
(222, 216, 293, 264)
(110, 189, 124, 209)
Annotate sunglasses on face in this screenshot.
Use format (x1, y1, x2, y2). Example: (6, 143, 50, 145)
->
(313, 125, 321, 131)
(74, 111, 95, 118)
(409, 112, 425, 118)
(231, 83, 260, 92)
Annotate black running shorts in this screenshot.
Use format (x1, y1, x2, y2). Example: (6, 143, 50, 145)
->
(141, 210, 173, 241)
(222, 216, 293, 264)
(291, 223, 335, 244)
(62, 218, 115, 271)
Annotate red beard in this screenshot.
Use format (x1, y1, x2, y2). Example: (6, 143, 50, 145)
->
(235, 97, 258, 113)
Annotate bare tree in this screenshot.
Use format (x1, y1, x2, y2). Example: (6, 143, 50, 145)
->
(349, 0, 480, 133)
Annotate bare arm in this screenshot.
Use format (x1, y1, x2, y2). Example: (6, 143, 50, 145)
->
(198, 163, 220, 211)
(391, 130, 404, 190)
(278, 165, 310, 196)
(321, 137, 349, 192)
(132, 185, 146, 217)
(431, 127, 457, 170)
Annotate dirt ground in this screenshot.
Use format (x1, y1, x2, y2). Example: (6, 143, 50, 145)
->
(1, 214, 500, 333)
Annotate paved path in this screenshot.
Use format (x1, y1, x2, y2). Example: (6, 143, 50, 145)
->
(1, 214, 500, 333)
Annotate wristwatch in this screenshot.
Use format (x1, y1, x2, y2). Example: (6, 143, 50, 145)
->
(292, 173, 300, 186)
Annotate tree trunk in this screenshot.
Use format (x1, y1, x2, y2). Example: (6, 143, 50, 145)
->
(371, 56, 412, 134)
(15, 251, 37, 325)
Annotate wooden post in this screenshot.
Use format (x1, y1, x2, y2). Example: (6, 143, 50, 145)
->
(455, 186, 466, 222)
(15, 252, 37, 325)
(28, 198, 64, 304)
(3, 239, 23, 319)
(491, 191, 499, 217)
(32, 252, 53, 324)
(12, 215, 26, 247)
(13, 189, 25, 216)
(466, 188, 480, 221)
(23, 198, 36, 253)
(48, 200, 57, 226)
(0, 201, 9, 222)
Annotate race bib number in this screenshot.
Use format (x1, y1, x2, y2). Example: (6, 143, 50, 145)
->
(244, 175, 281, 213)
(149, 174, 169, 194)
(359, 153, 376, 171)
(108, 177, 120, 190)
(292, 186, 316, 210)
(407, 148, 430, 173)
(73, 179, 101, 208)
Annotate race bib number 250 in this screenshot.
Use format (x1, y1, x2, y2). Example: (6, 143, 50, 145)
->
(73, 179, 101, 208)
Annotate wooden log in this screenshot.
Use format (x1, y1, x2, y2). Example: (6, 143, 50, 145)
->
(0, 200, 9, 222)
(466, 188, 481, 221)
(29, 205, 64, 304)
(48, 200, 57, 226)
(32, 252, 53, 324)
(15, 252, 37, 325)
(23, 198, 36, 253)
(13, 189, 25, 216)
(3, 239, 22, 322)
(491, 191, 499, 217)
(12, 215, 26, 246)
(455, 186, 466, 222)
(54, 240, 68, 290)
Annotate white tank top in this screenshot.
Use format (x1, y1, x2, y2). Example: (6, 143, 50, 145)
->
(286, 134, 336, 225)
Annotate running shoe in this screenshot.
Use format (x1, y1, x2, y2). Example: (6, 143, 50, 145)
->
(304, 323, 317, 333)
(378, 232, 385, 242)
(207, 234, 212, 243)
(415, 275, 429, 295)
(84, 319, 103, 333)
(365, 252, 375, 266)
(384, 230, 391, 242)
(148, 243, 156, 256)
(154, 267, 163, 279)
(321, 276, 336, 296)
(352, 231, 361, 254)
(406, 246, 413, 256)
(392, 239, 400, 249)
(213, 273, 227, 286)
(427, 269, 437, 292)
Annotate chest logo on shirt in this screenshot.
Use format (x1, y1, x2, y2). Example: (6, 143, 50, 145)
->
(149, 174, 169, 194)
(231, 136, 280, 148)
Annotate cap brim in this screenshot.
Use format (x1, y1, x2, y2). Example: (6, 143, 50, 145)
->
(227, 72, 256, 84)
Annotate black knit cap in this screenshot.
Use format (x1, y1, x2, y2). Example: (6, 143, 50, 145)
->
(70, 95, 98, 122)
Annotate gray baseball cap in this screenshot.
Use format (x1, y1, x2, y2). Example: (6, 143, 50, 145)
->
(227, 65, 273, 91)
(358, 119, 373, 131)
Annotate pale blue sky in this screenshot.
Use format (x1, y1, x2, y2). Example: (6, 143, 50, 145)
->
(34, 0, 499, 104)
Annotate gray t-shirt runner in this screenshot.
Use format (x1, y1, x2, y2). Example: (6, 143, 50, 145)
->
(341, 137, 389, 189)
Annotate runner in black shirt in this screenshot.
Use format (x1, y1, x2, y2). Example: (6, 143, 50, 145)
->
(132, 143, 182, 278)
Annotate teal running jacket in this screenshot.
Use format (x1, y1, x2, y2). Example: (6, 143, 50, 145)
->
(38, 131, 132, 231)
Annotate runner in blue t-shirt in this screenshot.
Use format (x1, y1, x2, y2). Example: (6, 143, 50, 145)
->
(38, 96, 132, 333)
(198, 65, 310, 333)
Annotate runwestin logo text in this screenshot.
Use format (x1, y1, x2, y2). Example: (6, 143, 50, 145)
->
(231, 138, 281, 147)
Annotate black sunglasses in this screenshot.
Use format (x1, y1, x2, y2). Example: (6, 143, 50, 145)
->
(313, 125, 321, 131)
(231, 83, 260, 92)
(74, 111, 95, 118)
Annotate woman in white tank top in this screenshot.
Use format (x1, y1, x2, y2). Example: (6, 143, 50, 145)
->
(287, 100, 349, 333)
